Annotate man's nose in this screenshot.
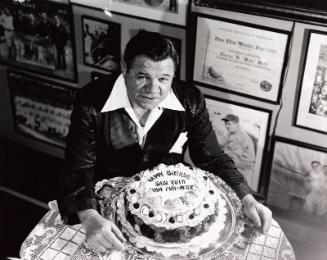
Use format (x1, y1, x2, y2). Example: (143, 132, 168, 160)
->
(145, 79, 160, 93)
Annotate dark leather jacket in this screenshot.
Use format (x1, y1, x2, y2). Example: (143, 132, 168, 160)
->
(58, 73, 255, 225)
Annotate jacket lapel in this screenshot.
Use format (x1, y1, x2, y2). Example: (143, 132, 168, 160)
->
(142, 109, 185, 164)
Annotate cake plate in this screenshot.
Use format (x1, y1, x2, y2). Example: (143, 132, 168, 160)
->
(95, 173, 248, 260)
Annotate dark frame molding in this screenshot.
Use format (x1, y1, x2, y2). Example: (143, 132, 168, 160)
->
(193, 0, 327, 26)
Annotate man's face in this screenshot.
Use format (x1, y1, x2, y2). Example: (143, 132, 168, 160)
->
(224, 120, 238, 133)
(122, 55, 175, 111)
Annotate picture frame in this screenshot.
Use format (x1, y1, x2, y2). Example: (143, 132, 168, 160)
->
(0, 0, 78, 82)
(8, 70, 77, 148)
(294, 30, 327, 134)
(193, 16, 290, 103)
(205, 95, 271, 191)
(72, 5, 186, 80)
(71, 0, 188, 26)
(82, 15, 121, 74)
(266, 137, 327, 235)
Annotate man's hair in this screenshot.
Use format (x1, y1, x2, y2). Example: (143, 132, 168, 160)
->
(123, 30, 179, 71)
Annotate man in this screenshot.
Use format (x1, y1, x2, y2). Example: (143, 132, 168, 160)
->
(220, 114, 256, 188)
(58, 31, 271, 253)
(51, 14, 67, 70)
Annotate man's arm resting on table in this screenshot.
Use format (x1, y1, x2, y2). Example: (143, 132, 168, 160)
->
(77, 209, 126, 252)
(242, 194, 272, 234)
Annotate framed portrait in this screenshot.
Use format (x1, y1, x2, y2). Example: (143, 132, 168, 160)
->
(82, 16, 121, 73)
(0, 0, 77, 82)
(266, 137, 327, 237)
(294, 30, 327, 134)
(205, 95, 271, 191)
(8, 71, 77, 148)
(193, 16, 290, 103)
(71, 0, 188, 26)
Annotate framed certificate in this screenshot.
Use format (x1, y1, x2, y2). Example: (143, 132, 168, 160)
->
(0, 0, 78, 82)
(193, 16, 290, 103)
(205, 95, 271, 191)
(82, 15, 121, 73)
(8, 71, 77, 148)
(294, 30, 327, 134)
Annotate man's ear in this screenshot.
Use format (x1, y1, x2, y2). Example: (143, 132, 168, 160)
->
(121, 61, 127, 76)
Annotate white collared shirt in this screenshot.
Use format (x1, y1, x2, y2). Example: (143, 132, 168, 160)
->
(101, 74, 184, 147)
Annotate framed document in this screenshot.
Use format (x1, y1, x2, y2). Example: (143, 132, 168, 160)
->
(205, 95, 271, 191)
(266, 137, 327, 232)
(194, 16, 290, 103)
(82, 16, 121, 73)
(0, 0, 78, 82)
(8, 71, 77, 148)
(294, 30, 327, 134)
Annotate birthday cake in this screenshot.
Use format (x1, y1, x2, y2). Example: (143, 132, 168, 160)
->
(115, 163, 228, 257)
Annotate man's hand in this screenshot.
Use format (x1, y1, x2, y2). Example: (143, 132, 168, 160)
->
(241, 194, 272, 234)
(77, 209, 126, 253)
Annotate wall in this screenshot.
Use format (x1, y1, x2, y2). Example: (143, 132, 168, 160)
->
(0, 0, 326, 185)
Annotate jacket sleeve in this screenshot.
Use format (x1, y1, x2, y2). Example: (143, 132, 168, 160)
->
(57, 90, 99, 225)
(186, 90, 263, 201)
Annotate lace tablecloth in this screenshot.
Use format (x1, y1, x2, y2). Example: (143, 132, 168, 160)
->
(20, 177, 296, 260)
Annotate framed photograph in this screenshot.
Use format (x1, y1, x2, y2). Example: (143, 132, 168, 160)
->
(205, 95, 271, 191)
(193, 16, 290, 103)
(82, 16, 121, 73)
(8, 71, 77, 148)
(294, 30, 327, 134)
(104, 0, 188, 26)
(0, 0, 77, 82)
(73, 6, 186, 80)
(266, 137, 327, 235)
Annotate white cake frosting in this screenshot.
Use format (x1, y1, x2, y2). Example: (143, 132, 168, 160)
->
(116, 163, 228, 258)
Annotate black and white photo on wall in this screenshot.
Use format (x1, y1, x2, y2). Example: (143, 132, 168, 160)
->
(204, 95, 271, 191)
(193, 16, 290, 103)
(108, 0, 188, 26)
(8, 70, 77, 148)
(0, 0, 77, 82)
(266, 137, 327, 226)
(82, 15, 121, 74)
(294, 30, 327, 134)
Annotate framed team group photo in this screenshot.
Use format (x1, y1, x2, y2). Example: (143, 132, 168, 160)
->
(204, 95, 271, 191)
(294, 30, 327, 134)
(193, 16, 290, 103)
(0, 0, 78, 82)
(8, 71, 77, 148)
(82, 16, 121, 74)
(266, 137, 327, 230)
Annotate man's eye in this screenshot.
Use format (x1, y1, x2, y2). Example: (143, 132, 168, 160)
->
(136, 75, 146, 81)
(159, 78, 169, 83)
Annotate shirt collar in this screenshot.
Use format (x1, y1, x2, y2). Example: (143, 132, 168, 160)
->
(101, 73, 184, 113)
